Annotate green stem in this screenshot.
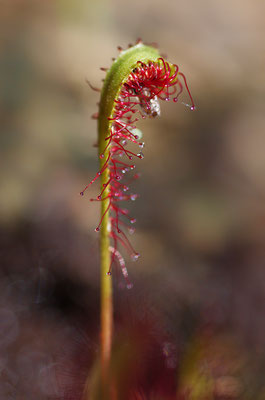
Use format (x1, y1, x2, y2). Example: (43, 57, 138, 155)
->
(97, 44, 160, 379)
(99, 163, 112, 380)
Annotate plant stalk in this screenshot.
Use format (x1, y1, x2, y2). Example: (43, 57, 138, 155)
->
(99, 162, 112, 380)
(97, 43, 160, 384)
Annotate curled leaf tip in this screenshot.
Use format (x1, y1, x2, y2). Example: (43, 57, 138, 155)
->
(83, 43, 195, 282)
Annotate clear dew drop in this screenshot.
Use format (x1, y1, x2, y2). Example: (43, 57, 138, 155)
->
(139, 142, 145, 149)
(116, 175, 121, 180)
(181, 102, 196, 111)
(130, 127, 143, 140)
(130, 165, 135, 170)
(130, 194, 137, 201)
(130, 218, 136, 224)
(123, 186, 129, 192)
(106, 271, 112, 276)
(128, 156, 133, 160)
(137, 152, 144, 159)
(122, 169, 126, 174)
(100, 154, 105, 159)
(131, 252, 140, 261)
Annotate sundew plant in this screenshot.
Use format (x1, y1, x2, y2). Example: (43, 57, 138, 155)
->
(81, 40, 195, 397)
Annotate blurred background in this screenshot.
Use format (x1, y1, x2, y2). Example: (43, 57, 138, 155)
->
(1, 0, 265, 399)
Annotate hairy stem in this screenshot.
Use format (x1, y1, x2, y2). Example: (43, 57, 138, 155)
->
(98, 44, 160, 380)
